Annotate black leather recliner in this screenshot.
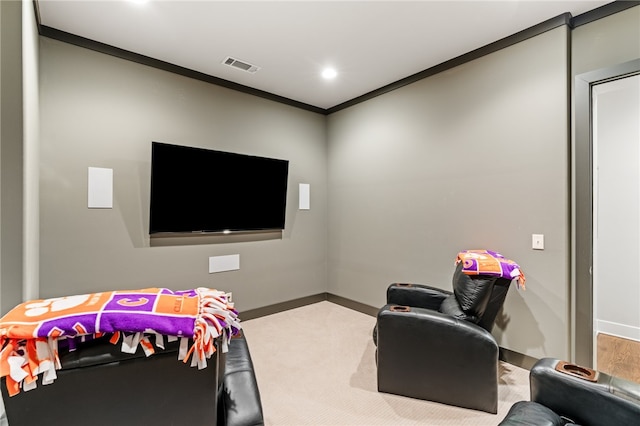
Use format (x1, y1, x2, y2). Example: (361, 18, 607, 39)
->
(1, 335, 220, 426)
(374, 261, 512, 413)
(1, 333, 264, 426)
(218, 333, 265, 426)
(498, 357, 640, 425)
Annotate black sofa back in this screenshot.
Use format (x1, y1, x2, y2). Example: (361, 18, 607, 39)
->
(1, 335, 220, 426)
(2, 332, 266, 426)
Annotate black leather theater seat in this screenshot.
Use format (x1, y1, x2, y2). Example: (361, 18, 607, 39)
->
(2, 333, 264, 426)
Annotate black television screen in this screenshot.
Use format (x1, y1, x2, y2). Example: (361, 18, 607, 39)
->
(149, 142, 289, 234)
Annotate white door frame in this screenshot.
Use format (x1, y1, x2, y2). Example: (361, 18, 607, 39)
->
(574, 58, 640, 367)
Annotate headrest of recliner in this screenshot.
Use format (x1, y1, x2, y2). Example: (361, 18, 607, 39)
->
(449, 261, 498, 321)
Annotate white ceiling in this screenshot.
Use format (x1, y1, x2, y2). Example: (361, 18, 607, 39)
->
(37, 0, 613, 110)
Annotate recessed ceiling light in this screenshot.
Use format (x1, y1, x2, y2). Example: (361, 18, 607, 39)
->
(322, 68, 337, 80)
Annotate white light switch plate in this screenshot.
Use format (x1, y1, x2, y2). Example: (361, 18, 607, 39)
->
(532, 234, 544, 250)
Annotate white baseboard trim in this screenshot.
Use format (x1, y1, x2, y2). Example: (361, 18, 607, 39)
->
(596, 319, 640, 343)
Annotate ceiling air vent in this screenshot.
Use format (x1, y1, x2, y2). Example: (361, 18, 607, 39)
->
(222, 56, 261, 74)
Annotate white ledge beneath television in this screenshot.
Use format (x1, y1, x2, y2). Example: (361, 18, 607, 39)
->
(150, 228, 284, 237)
(149, 229, 283, 247)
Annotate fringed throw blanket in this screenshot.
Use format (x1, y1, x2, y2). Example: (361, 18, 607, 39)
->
(0, 287, 240, 396)
(456, 249, 526, 289)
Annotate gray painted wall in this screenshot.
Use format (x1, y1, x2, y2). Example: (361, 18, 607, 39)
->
(327, 27, 570, 360)
(21, 5, 640, 363)
(0, 0, 24, 315)
(571, 5, 640, 363)
(572, 6, 640, 76)
(38, 38, 328, 312)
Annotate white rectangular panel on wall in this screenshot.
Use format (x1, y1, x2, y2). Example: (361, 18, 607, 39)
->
(299, 183, 310, 210)
(209, 254, 240, 273)
(88, 167, 113, 208)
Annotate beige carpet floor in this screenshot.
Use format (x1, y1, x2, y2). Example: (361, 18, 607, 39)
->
(241, 301, 530, 426)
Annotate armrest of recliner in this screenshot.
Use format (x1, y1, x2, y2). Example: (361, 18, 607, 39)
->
(376, 304, 499, 413)
(530, 358, 640, 426)
(218, 334, 264, 426)
(386, 283, 451, 310)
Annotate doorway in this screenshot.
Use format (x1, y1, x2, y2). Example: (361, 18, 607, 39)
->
(574, 59, 640, 369)
(592, 74, 640, 380)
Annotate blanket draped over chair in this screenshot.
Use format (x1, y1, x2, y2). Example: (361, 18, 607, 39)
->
(456, 249, 526, 289)
(0, 287, 241, 396)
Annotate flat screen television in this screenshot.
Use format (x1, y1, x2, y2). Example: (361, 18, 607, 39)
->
(149, 142, 289, 235)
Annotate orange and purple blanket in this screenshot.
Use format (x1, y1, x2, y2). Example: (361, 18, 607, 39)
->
(456, 250, 526, 289)
(0, 287, 240, 396)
